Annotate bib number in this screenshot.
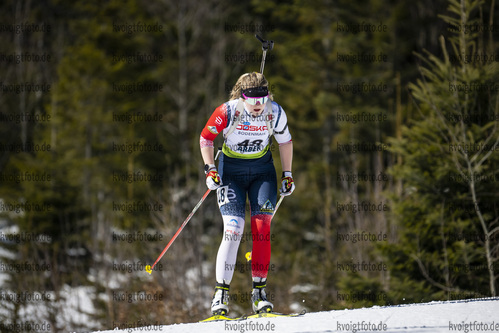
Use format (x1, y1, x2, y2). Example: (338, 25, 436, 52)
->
(217, 186, 230, 207)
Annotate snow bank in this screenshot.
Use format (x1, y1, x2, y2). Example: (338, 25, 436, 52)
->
(93, 297, 499, 333)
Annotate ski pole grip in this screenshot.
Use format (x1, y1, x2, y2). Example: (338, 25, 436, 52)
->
(255, 34, 274, 51)
(255, 34, 265, 43)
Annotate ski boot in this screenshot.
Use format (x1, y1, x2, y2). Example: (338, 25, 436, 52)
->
(211, 282, 230, 315)
(251, 278, 273, 314)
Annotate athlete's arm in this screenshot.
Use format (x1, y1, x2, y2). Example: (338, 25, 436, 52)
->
(201, 145, 215, 166)
(273, 105, 293, 172)
(200, 103, 229, 166)
(279, 141, 293, 172)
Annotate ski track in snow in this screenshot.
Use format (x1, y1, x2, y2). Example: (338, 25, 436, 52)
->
(94, 297, 499, 333)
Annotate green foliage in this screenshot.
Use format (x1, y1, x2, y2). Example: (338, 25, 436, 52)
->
(384, 0, 499, 300)
(0, 0, 497, 329)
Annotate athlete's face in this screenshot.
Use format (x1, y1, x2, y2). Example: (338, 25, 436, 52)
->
(242, 86, 269, 117)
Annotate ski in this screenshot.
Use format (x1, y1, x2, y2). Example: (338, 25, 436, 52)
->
(199, 314, 242, 322)
(200, 309, 306, 322)
(243, 309, 307, 319)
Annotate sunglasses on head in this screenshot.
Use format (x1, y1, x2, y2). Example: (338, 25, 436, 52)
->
(241, 86, 269, 105)
(242, 94, 269, 105)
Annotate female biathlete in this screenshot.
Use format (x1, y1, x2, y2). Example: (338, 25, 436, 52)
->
(199, 72, 295, 315)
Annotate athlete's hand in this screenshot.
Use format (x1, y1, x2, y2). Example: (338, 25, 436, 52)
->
(205, 166, 222, 190)
(280, 171, 295, 196)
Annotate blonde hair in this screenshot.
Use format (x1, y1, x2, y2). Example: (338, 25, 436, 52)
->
(229, 72, 273, 101)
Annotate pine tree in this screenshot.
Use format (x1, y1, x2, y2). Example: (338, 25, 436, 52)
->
(384, 0, 499, 301)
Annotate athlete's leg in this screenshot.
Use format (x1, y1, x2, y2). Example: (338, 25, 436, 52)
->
(248, 165, 277, 279)
(215, 157, 248, 284)
(215, 210, 245, 284)
(248, 163, 277, 312)
(211, 157, 248, 314)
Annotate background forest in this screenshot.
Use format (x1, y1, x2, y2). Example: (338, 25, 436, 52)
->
(0, 0, 497, 332)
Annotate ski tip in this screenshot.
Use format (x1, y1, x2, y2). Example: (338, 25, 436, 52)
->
(145, 265, 152, 274)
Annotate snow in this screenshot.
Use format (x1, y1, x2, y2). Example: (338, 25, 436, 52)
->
(93, 297, 499, 333)
(289, 284, 320, 293)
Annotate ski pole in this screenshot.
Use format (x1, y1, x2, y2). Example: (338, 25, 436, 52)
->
(145, 188, 211, 274)
(273, 195, 284, 215)
(255, 34, 274, 75)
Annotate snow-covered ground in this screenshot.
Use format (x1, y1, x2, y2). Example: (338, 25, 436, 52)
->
(3, 224, 498, 333)
(94, 297, 499, 333)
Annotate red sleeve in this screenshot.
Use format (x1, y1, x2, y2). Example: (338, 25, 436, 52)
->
(200, 103, 228, 141)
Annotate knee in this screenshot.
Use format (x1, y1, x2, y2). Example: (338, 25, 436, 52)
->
(251, 214, 272, 232)
(222, 216, 245, 238)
